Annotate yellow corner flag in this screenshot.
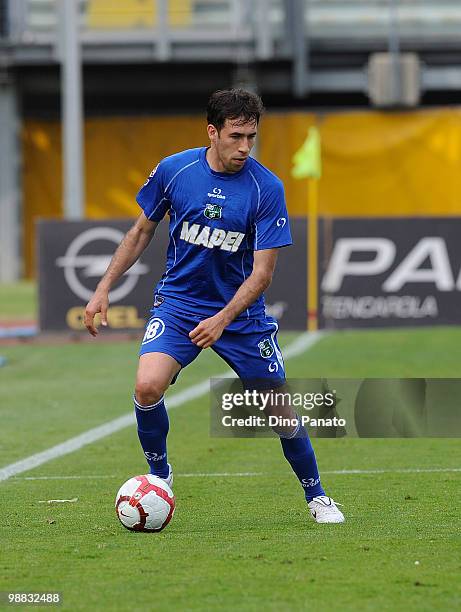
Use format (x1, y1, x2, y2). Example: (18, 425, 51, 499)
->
(291, 125, 321, 331)
(291, 126, 322, 180)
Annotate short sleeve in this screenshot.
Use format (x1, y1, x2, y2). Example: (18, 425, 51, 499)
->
(136, 161, 170, 222)
(254, 180, 293, 250)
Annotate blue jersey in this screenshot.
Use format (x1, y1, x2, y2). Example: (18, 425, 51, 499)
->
(136, 147, 292, 320)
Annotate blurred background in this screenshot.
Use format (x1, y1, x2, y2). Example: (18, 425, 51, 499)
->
(1, 0, 461, 334)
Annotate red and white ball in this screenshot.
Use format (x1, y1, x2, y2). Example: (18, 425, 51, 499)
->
(115, 474, 175, 532)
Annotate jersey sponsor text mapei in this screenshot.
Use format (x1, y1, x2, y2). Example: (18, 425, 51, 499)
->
(180, 221, 245, 252)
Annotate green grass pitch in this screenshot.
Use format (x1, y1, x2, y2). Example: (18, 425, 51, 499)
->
(0, 328, 460, 611)
(0, 281, 36, 321)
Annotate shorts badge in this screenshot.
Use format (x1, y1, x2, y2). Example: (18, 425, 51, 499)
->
(258, 338, 274, 358)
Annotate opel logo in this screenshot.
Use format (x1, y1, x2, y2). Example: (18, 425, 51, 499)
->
(55, 227, 149, 302)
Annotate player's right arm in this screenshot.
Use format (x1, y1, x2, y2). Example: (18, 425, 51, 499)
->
(84, 213, 158, 337)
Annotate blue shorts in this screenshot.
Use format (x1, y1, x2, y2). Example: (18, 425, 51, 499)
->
(139, 304, 286, 389)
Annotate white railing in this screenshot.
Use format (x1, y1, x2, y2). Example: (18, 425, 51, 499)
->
(6, 1, 277, 60)
(308, 0, 461, 40)
(6, 1, 461, 52)
(9, 0, 277, 34)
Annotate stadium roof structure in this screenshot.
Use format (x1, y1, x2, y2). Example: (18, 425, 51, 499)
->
(0, 0, 461, 100)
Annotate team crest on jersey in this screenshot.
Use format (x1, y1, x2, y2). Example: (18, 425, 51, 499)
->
(258, 338, 274, 358)
(204, 203, 223, 220)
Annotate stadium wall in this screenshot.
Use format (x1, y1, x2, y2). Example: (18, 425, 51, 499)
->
(23, 107, 461, 277)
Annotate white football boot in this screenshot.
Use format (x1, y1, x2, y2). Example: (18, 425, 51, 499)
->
(162, 463, 174, 489)
(152, 463, 173, 489)
(308, 496, 345, 523)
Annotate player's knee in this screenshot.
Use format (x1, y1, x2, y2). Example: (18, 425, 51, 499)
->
(135, 379, 167, 406)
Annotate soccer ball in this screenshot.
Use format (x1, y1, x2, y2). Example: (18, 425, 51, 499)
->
(115, 474, 175, 532)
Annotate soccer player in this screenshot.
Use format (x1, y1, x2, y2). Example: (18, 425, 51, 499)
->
(84, 89, 344, 524)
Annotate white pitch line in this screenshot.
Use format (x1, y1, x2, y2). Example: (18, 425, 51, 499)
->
(10, 472, 264, 482)
(324, 467, 461, 475)
(7, 467, 461, 483)
(0, 331, 325, 483)
(282, 330, 327, 359)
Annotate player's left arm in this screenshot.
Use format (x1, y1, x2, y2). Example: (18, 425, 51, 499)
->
(189, 249, 278, 349)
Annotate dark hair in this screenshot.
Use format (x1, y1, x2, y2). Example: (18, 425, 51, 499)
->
(207, 88, 265, 131)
